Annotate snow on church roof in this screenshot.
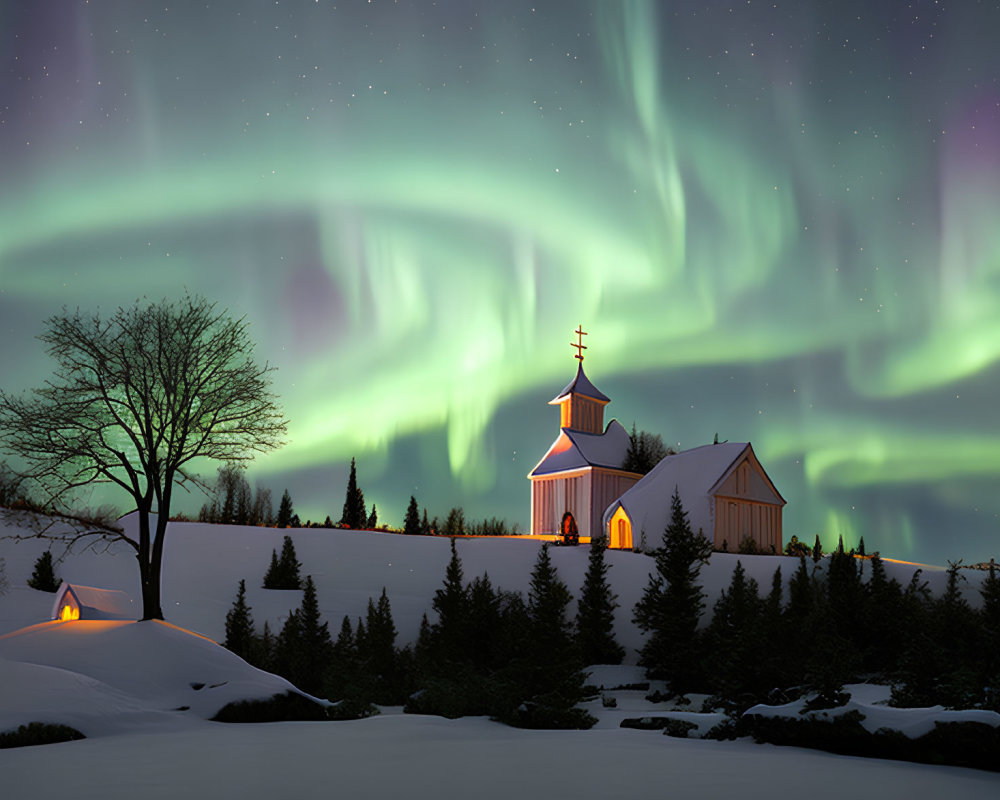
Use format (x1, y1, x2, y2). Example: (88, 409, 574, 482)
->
(603, 442, 751, 540)
(549, 363, 611, 404)
(529, 419, 631, 476)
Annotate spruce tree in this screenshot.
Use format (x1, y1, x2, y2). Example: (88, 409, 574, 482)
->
(863, 553, 904, 675)
(294, 576, 334, 696)
(274, 609, 300, 676)
(466, 573, 502, 670)
(633, 489, 713, 691)
(363, 589, 398, 670)
(980, 563, 1000, 708)
(224, 579, 256, 661)
(403, 496, 421, 536)
(27, 551, 59, 592)
(256, 620, 275, 671)
(326, 615, 358, 700)
(340, 457, 366, 529)
(277, 535, 302, 589)
(575, 536, 624, 665)
(276, 489, 294, 528)
(510, 544, 592, 728)
(705, 561, 763, 700)
(431, 538, 468, 662)
(262, 548, 280, 588)
(443, 507, 465, 535)
(812, 534, 822, 563)
(367, 504, 378, 529)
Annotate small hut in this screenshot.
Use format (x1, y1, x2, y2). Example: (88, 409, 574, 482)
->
(51, 582, 135, 621)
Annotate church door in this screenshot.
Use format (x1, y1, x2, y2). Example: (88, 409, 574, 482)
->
(561, 511, 579, 546)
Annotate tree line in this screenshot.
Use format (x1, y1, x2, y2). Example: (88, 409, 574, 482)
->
(634, 490, 1000, 713)
(224, 535, 623, 728)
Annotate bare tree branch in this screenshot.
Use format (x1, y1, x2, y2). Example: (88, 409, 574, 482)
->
(0, 294, 287, 619)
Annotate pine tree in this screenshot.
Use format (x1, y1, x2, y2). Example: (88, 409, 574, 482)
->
(443, 507, 465, 535)
(575, 536, 624, 665)
(420, 508, 431, 535)
(27, 551, 59, 592)
(294, 576, 334, 696)
(326, 615, 358, 700)
(466, 573, 502, 669)
(276, 489, 294, 528)
(262, 548, 280, 589)
(359, 586, 396, 680)
(431, 538, 468, 662)
(508, 544, 592, 728)
(857, 536, 866, 557)
(980, 562, 1000, 708)
(863, 553, 904, 675)
(224, 579, 256, 661)
(367, 504, 378, 529)
(276, 535, 302, 589)
(274, 609, 301, 684)
(705, 561, 764, 700)
(812, 534, 822, 563)
(403, 496, 421, 536)
(633, 489, 713, 691)
(340, 457, 366, 529)
(256, 620, 275, 671)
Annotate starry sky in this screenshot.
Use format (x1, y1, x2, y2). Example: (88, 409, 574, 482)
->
(2, 1, 998, 565)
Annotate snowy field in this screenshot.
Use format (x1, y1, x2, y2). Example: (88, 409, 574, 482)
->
(2, 512, 999, 799)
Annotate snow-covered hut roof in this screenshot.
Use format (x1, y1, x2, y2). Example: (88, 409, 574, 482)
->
(51, 582, 135, 621)
(529, 419, 631, 477)
(603, 442, 752, 540)
(549, 363, 611, 405)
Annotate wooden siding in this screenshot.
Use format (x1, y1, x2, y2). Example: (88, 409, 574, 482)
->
(590, 469, 641, 541)
(713, 496, 783, 554)
(558, 395, 604, 434)
(531, 471, 592, 535)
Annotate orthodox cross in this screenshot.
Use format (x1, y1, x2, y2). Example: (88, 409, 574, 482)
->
(571, 325, 588, 361)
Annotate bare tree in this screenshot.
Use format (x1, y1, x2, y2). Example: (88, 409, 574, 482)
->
(0, 295, 287, 620)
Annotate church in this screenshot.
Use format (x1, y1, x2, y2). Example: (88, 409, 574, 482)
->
(528, 329, 785, 552)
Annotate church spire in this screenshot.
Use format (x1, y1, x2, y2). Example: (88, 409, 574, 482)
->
(549, 327, 609, 434)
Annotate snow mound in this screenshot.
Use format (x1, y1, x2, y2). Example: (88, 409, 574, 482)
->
(0, 620, 309, 737)
(746, 683, 1000, 739)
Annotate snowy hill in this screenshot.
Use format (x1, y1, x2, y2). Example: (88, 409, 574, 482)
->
(0, 511, 971, 650)
(0, 620, 309, 737)
(3, 512, 1000, 798)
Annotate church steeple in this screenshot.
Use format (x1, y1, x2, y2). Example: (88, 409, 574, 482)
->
(548, 327, 610, 434)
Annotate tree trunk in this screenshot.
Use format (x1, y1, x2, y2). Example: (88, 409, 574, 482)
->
(148, 511, 168, 620)
(135, 505, 165, 621)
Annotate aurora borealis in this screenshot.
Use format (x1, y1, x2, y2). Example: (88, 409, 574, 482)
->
(2, 1, 998, 564)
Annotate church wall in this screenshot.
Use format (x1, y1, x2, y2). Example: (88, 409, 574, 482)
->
(713, 495, 783, 554)
(590, 469, 641, 541)
(531, 471, 591, 535)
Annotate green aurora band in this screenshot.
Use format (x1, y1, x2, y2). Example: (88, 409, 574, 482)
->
(1, 1, 998, 563)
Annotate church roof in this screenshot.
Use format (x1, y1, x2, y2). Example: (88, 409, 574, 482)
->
(529, 419, 631, 477)
(602, 442, 752, 539)
(549, 363, 611, 405)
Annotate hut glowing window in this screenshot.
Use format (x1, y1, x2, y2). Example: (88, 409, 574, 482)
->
(59, 604, 80, 621)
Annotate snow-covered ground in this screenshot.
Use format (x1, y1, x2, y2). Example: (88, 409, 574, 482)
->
(2, 512, 999, 798)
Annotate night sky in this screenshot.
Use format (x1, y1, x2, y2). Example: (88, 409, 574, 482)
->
(2, 1, 998, 565)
